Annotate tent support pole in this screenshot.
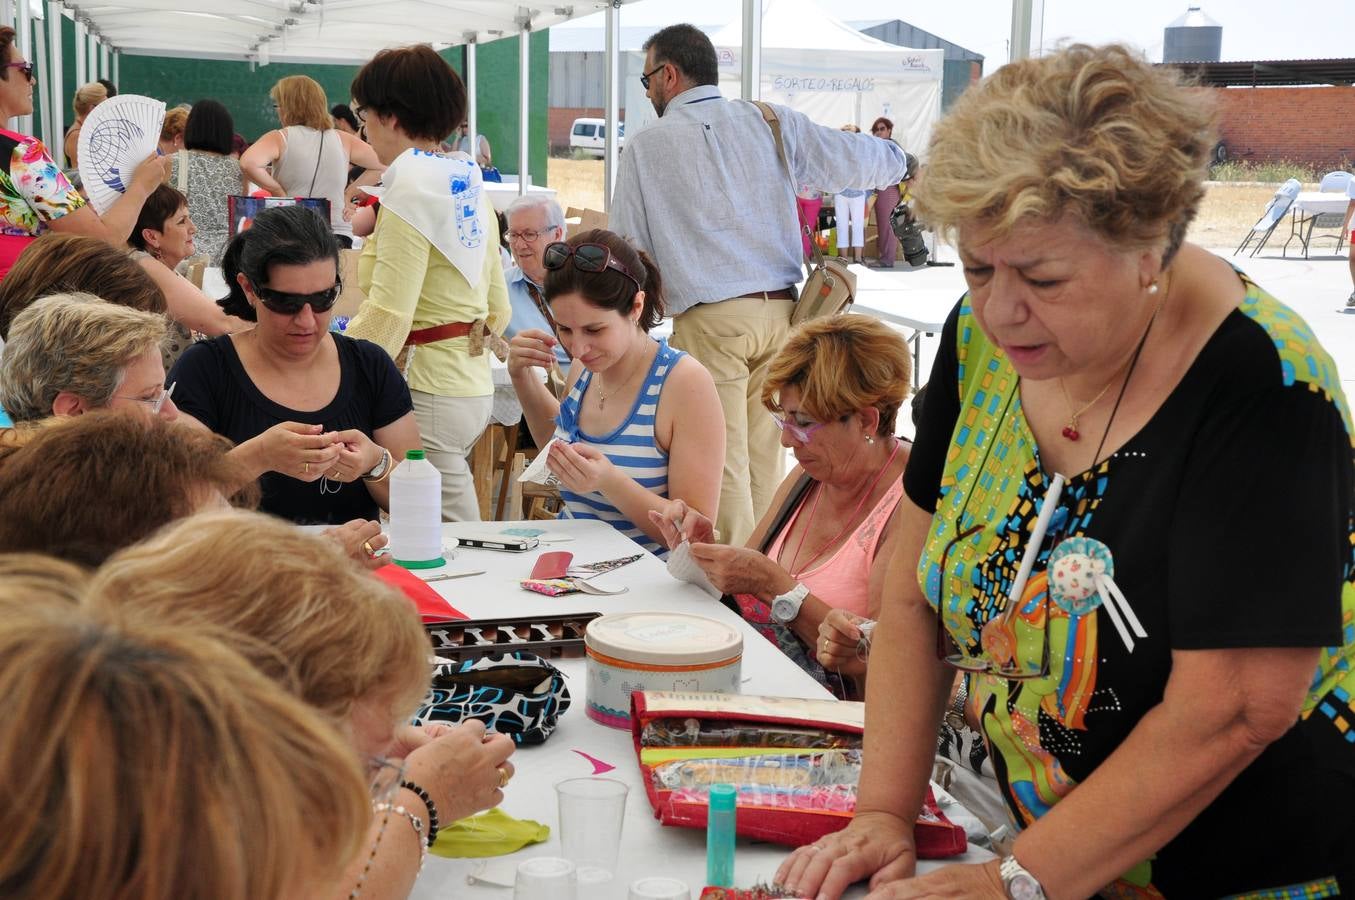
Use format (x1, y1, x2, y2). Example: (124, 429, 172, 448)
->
(33, 15, 50, 149)
(517, 13, 529, 196)
(464, 35, 477, 165)
(74, 19, 84, 89)
(603, 0, 620, 210)
(1009, 0, 1034, 62)
(740, 0, 761, 100)
(45, 1, 61, 151)
(15, 0, 30, 135)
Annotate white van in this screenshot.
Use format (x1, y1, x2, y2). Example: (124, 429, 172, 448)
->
(569, 118, 624, 157)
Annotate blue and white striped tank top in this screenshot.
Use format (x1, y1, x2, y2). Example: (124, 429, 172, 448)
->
(553, 339, 684, 557)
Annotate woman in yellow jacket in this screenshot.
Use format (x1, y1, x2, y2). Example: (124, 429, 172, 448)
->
(345, 44, 509, 521)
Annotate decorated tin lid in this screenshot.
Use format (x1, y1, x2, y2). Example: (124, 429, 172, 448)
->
(585, 612, 743, 667)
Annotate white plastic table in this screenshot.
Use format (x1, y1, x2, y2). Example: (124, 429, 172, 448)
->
(409, 520, 994, 900)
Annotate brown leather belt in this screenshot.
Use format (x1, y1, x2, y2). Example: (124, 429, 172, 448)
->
(407, 321, 474, 345)
(744, 288, 795, 300)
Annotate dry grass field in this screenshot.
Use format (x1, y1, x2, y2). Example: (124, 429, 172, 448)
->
(548, 159, 1315, 253)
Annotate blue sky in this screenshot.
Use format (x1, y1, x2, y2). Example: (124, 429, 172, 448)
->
(556, 0, 1355, 65)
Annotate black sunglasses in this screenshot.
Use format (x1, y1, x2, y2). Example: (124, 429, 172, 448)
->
(640, 63, 665, 90)
(253, 282, 341, 316)
(4, 61, 34, 82)
(542, 242, 641, 289)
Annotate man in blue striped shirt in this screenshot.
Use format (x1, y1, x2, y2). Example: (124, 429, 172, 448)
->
(611, 23, 909, 547)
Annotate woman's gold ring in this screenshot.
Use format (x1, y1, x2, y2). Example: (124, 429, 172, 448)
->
(303, 461, 310, 476)
(361, 540, 377, 557)
(497, 766, 512, 788)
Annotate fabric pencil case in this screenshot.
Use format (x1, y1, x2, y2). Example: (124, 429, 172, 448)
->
(630, 691, 967, 857)
(413, 650, 570, 744)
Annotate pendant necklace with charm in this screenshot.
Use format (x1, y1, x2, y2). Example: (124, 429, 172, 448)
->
(594, 339, 650, 410)
(1057, 274, 1169, 441)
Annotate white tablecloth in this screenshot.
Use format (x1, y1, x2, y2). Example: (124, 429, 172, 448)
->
(410, 520, 994, 900)
(1293, 191, 1352, 217)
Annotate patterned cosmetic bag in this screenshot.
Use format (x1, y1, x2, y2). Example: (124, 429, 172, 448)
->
(413, 651, 571, 745)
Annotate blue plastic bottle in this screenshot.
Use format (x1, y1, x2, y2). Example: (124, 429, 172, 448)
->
(706, 783, 737, 887)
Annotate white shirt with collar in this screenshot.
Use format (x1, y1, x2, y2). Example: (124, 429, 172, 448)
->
(610, 84, 908, 315)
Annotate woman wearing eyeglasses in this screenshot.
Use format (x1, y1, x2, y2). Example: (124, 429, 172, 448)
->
(508, 229, 723, 557)
(170, 205, 421, 525)
(344, 44, 510, 522)
(777, 45, 1355, 900)
(0, 292, 179, 424)
(651, 315, 911, 698)
(0, 27, 168, 282)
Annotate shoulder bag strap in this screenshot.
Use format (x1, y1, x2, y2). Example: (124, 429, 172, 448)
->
(307, 129, 327, 197)
(756, 471, 817, 555)
(751, 100, 824, 275)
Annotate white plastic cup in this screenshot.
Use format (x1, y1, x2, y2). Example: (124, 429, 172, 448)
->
(388, 449, 444, 569)
(556, 777, 629, 886)
(514, 856, 578, 900)
(628, 876, 691, 899)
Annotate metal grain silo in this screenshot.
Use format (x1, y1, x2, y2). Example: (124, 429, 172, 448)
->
(1163, 6, 1222, 62)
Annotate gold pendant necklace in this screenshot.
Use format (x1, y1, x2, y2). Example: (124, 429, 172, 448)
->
(595, 343, 649, 411)
(1057, 274, 1170, 442)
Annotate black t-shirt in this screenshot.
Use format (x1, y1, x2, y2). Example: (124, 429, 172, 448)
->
(170, 333, 412, 525)
(904, 271, 1355, 897)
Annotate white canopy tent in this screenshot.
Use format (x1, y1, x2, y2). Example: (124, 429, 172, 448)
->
(21, 0, 643, 196)
(623, 0, 942, 161)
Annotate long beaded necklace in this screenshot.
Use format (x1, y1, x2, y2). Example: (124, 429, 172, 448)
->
(785, 438, 902, 577)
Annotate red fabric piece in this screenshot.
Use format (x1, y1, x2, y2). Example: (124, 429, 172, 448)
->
(530, 551, 574, 580)
(373, 564, 467, 622)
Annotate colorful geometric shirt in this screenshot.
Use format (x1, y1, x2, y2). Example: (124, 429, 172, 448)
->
(904, 269, 1354, 897)
(0, 128, 84, 237)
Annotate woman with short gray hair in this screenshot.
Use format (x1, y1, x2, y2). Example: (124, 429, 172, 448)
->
(0, 293, 177, 423)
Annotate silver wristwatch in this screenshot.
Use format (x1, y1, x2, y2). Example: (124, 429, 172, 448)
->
(999, 855, 1047, 900)
(362, 448, 392, 480)
(769, 582, 810, 625)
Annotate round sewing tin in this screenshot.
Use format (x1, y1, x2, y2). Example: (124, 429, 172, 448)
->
(584, 612, 743, 729)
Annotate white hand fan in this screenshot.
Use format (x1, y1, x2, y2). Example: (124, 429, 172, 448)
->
(78, 95, 166, 215)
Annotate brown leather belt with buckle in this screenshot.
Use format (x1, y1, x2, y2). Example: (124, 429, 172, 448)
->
(747, 288, 795, 300)
(407, 321, 475, 345)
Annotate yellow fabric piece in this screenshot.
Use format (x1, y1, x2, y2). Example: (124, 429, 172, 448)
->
(349, 203, 510, 399)
(429, 807, 550, 859)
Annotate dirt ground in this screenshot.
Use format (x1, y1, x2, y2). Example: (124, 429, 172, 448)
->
(548, 159, 1311, 253)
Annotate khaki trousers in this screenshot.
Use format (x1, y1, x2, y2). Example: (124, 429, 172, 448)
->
(411, 390, 493, 522)
(671, 296, 792, 547)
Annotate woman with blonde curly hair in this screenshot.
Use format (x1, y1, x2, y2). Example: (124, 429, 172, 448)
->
(0, 600, 373, 900)
(652, 314, 910, 698)
(777, 44, 1354, 899)
(88, 508, 517, 900)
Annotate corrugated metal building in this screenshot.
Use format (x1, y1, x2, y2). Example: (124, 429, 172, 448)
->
(852, 20, 984, 111)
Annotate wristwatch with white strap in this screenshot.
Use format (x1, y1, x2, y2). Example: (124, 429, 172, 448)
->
(999, 855, 1047, 900)
(769, 582, 810, 625)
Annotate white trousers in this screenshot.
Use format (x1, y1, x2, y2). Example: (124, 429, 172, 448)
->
(834, 193, 867, 249)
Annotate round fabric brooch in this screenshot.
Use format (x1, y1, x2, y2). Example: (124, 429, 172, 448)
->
(1048, 536, 1115, 616)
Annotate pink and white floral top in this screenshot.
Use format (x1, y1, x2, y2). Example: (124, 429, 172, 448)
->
(0, 127, 84, 237)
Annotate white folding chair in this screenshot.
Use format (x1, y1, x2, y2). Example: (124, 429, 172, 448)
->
(1318, 170, 1352, 193)
(1235, 179, 1300, 257)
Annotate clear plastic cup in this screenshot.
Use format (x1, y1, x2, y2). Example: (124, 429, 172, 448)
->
(629, 876, 692, 899)
(556, 776, 629, 886)
(514, 856, 578, 900)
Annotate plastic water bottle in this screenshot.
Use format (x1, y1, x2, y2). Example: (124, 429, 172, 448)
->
(389, 449, 444, 569)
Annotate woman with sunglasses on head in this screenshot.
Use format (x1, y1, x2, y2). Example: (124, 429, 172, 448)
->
(508, 229, 723, 556)
(344, 44, 510, 522)
(651, 315, 911, 698)
(777, 46, 1354, 900)
(0, 27, 168, 281)
(169, 204, 421, 525)
(867, 116, 902, 269)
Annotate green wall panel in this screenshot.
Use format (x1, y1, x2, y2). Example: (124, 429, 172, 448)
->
(90, 32, 551, 186)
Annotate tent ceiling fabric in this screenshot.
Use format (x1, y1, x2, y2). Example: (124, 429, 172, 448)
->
(69, 1, 638, 63)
